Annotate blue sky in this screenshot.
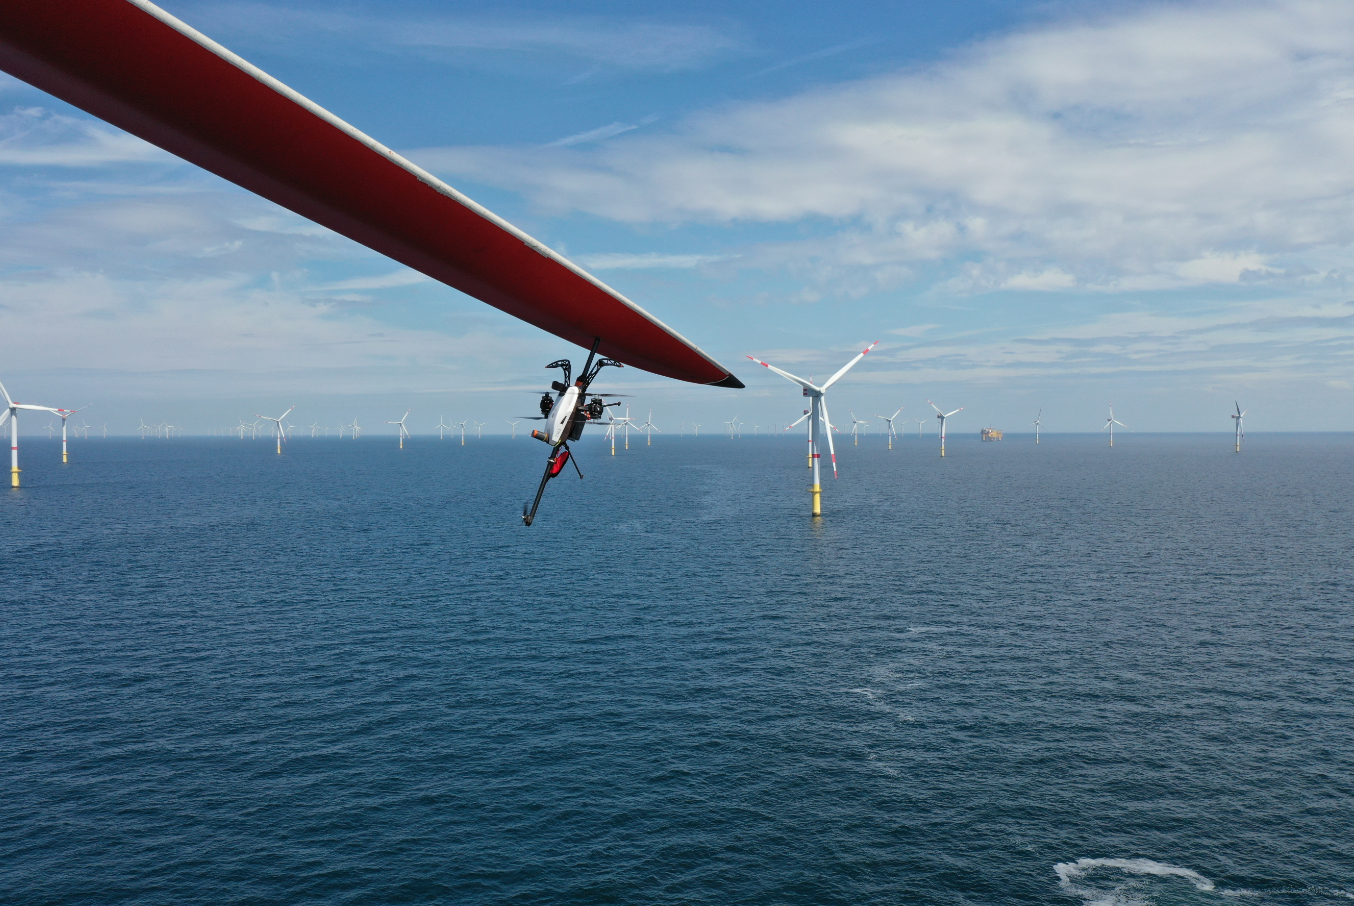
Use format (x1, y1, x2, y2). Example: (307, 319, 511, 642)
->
(3, 0, 1353, 434)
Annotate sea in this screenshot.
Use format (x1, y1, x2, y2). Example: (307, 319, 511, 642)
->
(2, 431, 1351, 905)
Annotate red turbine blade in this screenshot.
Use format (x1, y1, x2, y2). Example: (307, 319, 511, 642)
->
(0, 0, 743, 388)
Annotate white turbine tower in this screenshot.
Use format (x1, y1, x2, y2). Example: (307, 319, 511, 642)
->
(507, 419, 520, 439)
(387, 411, 411, 449)
(1033, 409, 1042, 444)
(0, 380, 62, 488)
(914, 418, 926, 438)
(456, 419, 467, 445)
(1103, 405, 1127, 447)
(1231, 402, 1247, 452)
(748, 340, 877, 516)
(877, 407, 903, 449)
(436, 416, 451, 440)
(257, 406, 294, 454)
(691, 423, 700, 437)
(636, 410, 661, 446)
(928, 401, 964, 457)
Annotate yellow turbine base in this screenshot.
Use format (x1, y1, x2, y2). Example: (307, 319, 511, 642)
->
(811, 483, 821, 517)
(63, 452, 68, 463)
(11, 467, 19, 488)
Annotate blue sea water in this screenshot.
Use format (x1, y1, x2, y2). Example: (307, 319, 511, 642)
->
(1, 432, 1351, 905)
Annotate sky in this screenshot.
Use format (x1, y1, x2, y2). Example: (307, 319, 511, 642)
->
(3, 0, 1353, 434)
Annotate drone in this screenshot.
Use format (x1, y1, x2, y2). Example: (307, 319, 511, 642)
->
(520, 339, 627, 526)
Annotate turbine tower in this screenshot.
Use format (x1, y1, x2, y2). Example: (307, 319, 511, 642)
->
(387, 411, 411, 449)
(749, 340, 877, 517)
(1033, 409, 1042, 444)
(507, 419, 520, 439)
(914, 418, 926, 438)
(877, 407, 903, 449)
(257, 406, 294, 454)
(436, 416, 451, 440)
(0, 380, 62, 488)
(928, 400, 964, 457)
(1103, 405, 1127, 447)
(1231, 402, 1247, 452)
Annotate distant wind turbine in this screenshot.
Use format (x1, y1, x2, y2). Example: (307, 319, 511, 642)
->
(507, 419, 520, 439)
(387, 411, 411, 449)
(257, 406, 294, 454)
(1103, 406, 1127, 447)
(55, 405, 89, 462)
(1231, 402, 1247, 452)
(848, 410, 870, 446)
(636, 410, 660, 446)
(1033, 409, 1042, 444)
(928, 401, 964, 458)
(436, 416, 451, 440)
(914, 418, 926, 438)
(877, 407, 903, 449)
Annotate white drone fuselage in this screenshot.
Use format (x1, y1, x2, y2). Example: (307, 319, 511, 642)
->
(546, 385, 582, 446)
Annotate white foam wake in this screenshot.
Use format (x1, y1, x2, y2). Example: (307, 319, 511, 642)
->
(1055, 857, 1216, 905)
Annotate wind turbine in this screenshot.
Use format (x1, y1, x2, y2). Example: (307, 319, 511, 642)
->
(456, 419, 467, 445)
(610, 406, 638, 451)
(1033, 409, 1042, 444)
(138, 419, 152, 439)
(54, 405, 89, 463)
(0, 380, 62, 487)
(257, 406, 294, 454)
(748, 340, 877, 516)
(928, 401, 964, 457)
(387, 411, 411, 449)
(914, 418, 926, 438)
(507, 419, 520, 439)
(436, 416, 451, 440)
(848, 410, 870, 446)
(692, 423, 700, 437)
(473, 420, 484, 439)
(876, 408, 903, 450)
(636, 410, 661, 446)
(309, 422, 320, 438)
(1231, 402, 1247, 452)
(1103, 405, 1127, 447)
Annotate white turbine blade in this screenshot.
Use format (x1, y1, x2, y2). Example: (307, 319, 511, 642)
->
(0, 410, 9, 429)
(928, 400, 944, 415)
(0, 380, 11, 407)
(819, 395, 839, 477)
(746, 355, 816, 389)
(890, 407, 902, 421)
(280, 406, 295, 420)
(821, 341, 878, 390)
(1114, 419, 1127, 427)
(945, 408, 963, 418)
(785, 412, 811, 431)
(1101, 422, 1110, 430)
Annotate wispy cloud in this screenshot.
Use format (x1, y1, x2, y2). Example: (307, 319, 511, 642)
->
(548, 122, 639, 148)
(579, 252, 729, 270)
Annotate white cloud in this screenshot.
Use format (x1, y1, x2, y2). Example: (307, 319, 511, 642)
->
(0, 108, 167, 166)
(412, 0, 1354, 292)
(548, 122, 639, 148)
